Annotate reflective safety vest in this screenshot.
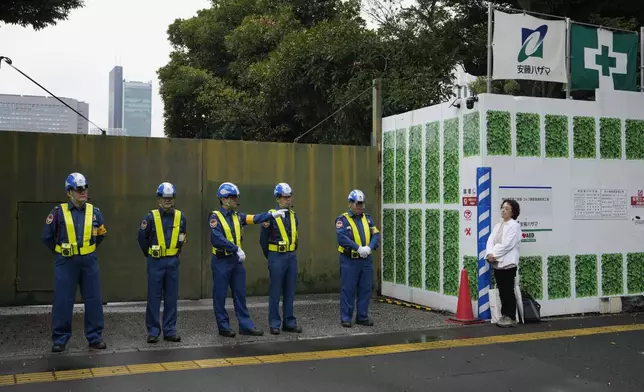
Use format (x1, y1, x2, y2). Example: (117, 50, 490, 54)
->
(55, 203, 96, 257)
(148, 209, 182, 258)
(212, 210, 241, 256)
(268, 208, 297, 253)
(337, 212, 370, 259)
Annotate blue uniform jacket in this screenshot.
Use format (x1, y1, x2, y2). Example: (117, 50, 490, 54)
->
(209, 208, 273, 255)
(41, 201, 107, 253)
(137, 207, 187, 258)
(335, 210, 380, 252)
(259, 207, 299, 259)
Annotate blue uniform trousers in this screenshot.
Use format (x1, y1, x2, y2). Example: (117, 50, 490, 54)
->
(267, 252, 298, 329)
(52, 254, 104, 345)
(146, 256, 180, 337)
(339, 254, 373, 323)
(211, 256, 255, 332)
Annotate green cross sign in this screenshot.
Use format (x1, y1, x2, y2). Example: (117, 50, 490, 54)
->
(595, 45, 617, 76)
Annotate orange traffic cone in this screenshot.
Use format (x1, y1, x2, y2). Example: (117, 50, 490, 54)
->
(447, 269, 484, 325)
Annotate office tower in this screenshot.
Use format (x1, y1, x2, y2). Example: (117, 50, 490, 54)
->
(108, 66, 123, 129)
(0, 94, 90, 134)
(123, 80, 152, 137)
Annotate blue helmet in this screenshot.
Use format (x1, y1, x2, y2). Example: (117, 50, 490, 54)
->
(217, 182, 240, 199)
(156, 182, 176, 198)
(348, 189, 365, 203)
(274, 182, 293, 198)
(65, 172, 88, 191)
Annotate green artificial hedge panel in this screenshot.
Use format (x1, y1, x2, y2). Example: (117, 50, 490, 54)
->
(382, 209, 395, 282)
(519, 256, 543, 299)
(547, 256, 571, 299)
(383, 132, 395, 203)
(463, 256, 478, 300)
(573, 116, 596, 159)
(425, 121, 440, 204)
(395, 209, 407, 285)
(625, 119, 644, 160)
(408, 209, 422, 288)
(486, 110, 512, 156)
(395, 128, 407, 203)
(545, 114, 569, 158)
(424, 209, 440, 292)
(442, 210, 459, 296)
(601, 253, 623, 296)
(408, 126, 422, 203)
(463, 112, 480, 157)
(443, 118, 459, 204)
(575, 254, 597, 298)
(599, 118, 622, 159)
(516, 112, 540, 157)
(627, 253, 644, 294)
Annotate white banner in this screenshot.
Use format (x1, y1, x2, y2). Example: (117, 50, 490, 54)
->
(492, 10, 567, 83)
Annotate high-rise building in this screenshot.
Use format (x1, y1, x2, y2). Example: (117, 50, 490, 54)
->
(123, 80, 152, 137)
(108, 66, 123, 129)
(0, 94, 90, 134)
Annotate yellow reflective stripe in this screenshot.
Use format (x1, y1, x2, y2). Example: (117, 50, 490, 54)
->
(83, 205, 93, 248)
(151, 210, 166, 250)
(150, 209, 182, 257)
(59, 203, 95, 255)
(268, 209, 297, 251)
(342, 213, 370, 247)
(213, 210, 242, 253)
(245, 215, 254, 225)
(169, 210, 181, 250)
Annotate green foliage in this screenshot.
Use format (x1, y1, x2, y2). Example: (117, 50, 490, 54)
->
(463, 112, 480, 157)
(575, 254, 597, 298)
(383, 132, 395, 203)
(382, 209, 395, 282)
(519, 256, 543, 299)
(486, 110, 512, 156)
(625, 119, 644, 160)
(0, 0, 84, 30)
(601, 253, 623, 296)
(425, 122, 440, 204)
(547, 256, 571, 299)
(408, 209, 422, 288)
(443, 118, 459, 204)
(442, 210, 459, 296)
(600, 118, 622, 159)
(424, 209, 440, 292)
(515, 112, 540, 157)
(627, 253, 644, 294)
(545, 114, 569, 158)
(395, 128, 407, 203)
(573, 116, 596, 159)
(408, 126, 423, 203)
(395, 209, 407, 285)
(463, 256, 478, 300)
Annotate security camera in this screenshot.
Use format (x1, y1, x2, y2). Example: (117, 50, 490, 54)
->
(466, 96, 478, 110)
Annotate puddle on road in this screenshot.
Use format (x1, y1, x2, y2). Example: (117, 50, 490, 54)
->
(403, 334, 440, 344)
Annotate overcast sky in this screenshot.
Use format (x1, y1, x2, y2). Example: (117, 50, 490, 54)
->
(0, 0, 393, 137)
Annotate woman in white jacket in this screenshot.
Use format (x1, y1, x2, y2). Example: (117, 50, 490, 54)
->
(485, 199, 522, 328)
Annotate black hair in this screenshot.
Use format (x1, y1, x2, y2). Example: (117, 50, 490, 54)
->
(501, 199, 520, 220)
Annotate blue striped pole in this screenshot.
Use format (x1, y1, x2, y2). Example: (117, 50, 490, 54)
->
(476, 167, 492, 320)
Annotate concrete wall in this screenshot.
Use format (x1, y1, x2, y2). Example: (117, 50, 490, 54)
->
(0, 131, 379, 306)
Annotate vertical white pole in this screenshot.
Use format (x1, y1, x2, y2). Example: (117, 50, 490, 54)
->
(640, 27, 644, 92)
(487, 2, 493, 93)
(566, 18, 572, 99)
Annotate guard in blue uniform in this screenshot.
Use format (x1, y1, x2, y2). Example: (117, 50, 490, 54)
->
(209, 182, 287, 337)
(137, 182, 187, 344)
(335, 189, 380, 328)
(41, 173, 108, 353)
(260, 183, 302, 335)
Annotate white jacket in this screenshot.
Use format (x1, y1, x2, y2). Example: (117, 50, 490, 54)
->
(485, 219, 522, 269)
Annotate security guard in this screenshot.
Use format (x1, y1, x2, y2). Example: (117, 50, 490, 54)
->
(137, 182, 187, 343)
(41, 173, 108, 353)
(209, 182, 287, 337)
(335, 189, 380, 328)
(260, 183, 302, 335)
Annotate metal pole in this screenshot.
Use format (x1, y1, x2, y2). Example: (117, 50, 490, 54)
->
(566, 18, 572, 99)
(372, 78, 383, 295)
(487, 2, 493, 93)
(640, 27, 643, 92)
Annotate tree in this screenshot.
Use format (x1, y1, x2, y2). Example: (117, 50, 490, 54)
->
(0, 1, 84, 30)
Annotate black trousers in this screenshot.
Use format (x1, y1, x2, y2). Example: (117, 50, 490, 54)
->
(494, 266, 517, 320)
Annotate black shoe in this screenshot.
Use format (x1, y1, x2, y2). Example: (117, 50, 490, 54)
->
(239, 328, 264, 336)
(164, 335, 181, 342)
(51, 344, 65, 353)
(341, 321, 352, 328)
(147, 336, 159, 343)
(282, 325, 302, 333)
(89, 341, 107, 350)
(356, 319, 374, 326)
(219, 329, 236, 338)
(270, 328, 281, 335)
